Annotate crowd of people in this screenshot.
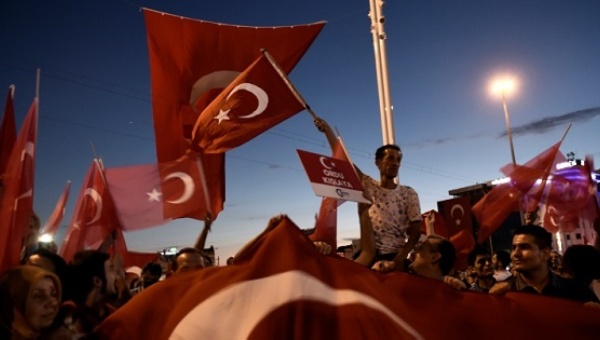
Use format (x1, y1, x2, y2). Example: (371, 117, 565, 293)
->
(1, 116, 599, 339)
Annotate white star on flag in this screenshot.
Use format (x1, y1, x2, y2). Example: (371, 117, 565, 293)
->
(213, 109, 230, 124)
(147, 188, 162, 202)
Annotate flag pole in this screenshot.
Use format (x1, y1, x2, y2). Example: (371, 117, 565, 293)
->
(192, 153, 213, 216)
(260, 49, 317, 120)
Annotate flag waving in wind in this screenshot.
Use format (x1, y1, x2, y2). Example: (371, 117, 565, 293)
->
(0, 99, 38, 273)
(60, 160, 119, 262)
(41, 180, 71, 235)
(0, 85, 17, 179)
(105, 152, 214, 230)
(192, 52, 305, 153)
(143, 8, 325, 161)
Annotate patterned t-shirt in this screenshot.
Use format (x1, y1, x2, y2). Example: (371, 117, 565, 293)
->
(362, 175, 422, 255)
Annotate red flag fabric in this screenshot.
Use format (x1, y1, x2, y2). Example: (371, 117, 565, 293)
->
(41, 180, 71, 235)
(438, 196, 473, 237)
(540, 156, 597, 233)
(472, 184, 521, 244)
(105, 152, 216, 230)
(501, 142, 565, 211)
(143, 8, 325, 162)
(0, 85, 17, 179)
(0, 99, 38, 273)
(60, 160, 119, 262)
(308, 140, 351, 249)
(95, 215, 600, 339)
(191, 53, 305, 153)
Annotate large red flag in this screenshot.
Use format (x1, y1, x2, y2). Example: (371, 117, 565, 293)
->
(0, 85, 17, 179)
(143, 8, 324, 162)
(104, 152, 216, 230)
(191, 53, 305, 153)
(96, 215, 600, 339)
(60, 160, 120, 262)
(0, 99, 38, 273)
(41, 180, 71, 235)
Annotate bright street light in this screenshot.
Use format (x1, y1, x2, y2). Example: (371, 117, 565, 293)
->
(491, 77, 518, 165)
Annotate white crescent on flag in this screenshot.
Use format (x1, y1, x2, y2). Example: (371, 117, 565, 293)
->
(169, 270, 423, 340)
(83, 188, 103, 225)
(164, 172, 195, 204)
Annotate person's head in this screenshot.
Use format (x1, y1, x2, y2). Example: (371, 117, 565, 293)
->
(374, 144, 402, 179)
(27, 248, 69, 302)
(141, 262, 163, 288)
(561, 245, 600, 285)
(467, 246, 494, 280)
(409, 235, 456, 278)
(69, 250, 116, 304)
(172, 248, 205, 273)
(492, 249, 511, 271)
(511, 226, 552, 275)
(226, 256, 235, 266)
(25, 213, 41, 246)
(0, 266, 61, 338)
(549, 250, 562, 273)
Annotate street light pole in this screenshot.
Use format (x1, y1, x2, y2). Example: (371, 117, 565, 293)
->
(501, 92, 517, 165)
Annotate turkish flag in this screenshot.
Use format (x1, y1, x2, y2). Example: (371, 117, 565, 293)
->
(501, 142, 565, 211)
(438, 197, 475, 269)
(0, 85, 16, 180)
(0, 99, 37, 274)
(105, 152, 216, 230)
(41, 180, 71, 235)
(472, 184, 521, 244)
(192, 53, 305, 153)
(143, 8, 324, 162)
(60, 160, 120, 262)
(95, 215, 600, 339)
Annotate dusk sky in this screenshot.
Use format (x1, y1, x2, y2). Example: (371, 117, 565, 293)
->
(2, 0, 599, 263)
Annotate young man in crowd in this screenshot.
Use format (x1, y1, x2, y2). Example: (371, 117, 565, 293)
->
(467, 246, 496, 293)
(314, 117, 421, 271)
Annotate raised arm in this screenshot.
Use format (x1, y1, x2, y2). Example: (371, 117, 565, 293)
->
(193, 213, 213, 252)
(313, 116, 365, 179)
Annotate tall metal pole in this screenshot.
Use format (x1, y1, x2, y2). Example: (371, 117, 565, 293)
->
(368, 0, 395, 146)
(501, 92, 517, 165)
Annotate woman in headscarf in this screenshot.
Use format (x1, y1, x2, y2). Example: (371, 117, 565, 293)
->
(0, 266, 61, 339)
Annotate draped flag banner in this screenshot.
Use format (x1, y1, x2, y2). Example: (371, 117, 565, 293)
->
(95, 215, 600, 339)
(0, 85, 16, 179)
(60, 160, 120, 262)
(41, 180, 71, 235)
(192, 52, 305, 153)
(0, 99, 38, 274)
(143, 8, 325, 162)
(105, 152, 215, 230)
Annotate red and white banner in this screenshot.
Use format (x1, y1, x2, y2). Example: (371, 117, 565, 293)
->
(297, 149, 369, 203)
(41, 180, 71, 235)
(96, 216, 600, 339)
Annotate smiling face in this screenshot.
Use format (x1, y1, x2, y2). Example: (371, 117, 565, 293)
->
(25, 277, 59, 331)
(376, 148, 402, 179)
(511, 234, 551, 274)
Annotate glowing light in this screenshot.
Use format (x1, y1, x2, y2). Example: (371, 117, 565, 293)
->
(38, 233, 53, 243)
(490, 77, 517, 96)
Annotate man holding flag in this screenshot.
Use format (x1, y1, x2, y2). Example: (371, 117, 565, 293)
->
(314, 117, 422, 271)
